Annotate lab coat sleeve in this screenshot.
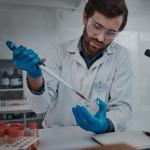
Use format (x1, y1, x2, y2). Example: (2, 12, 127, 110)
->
(107, 49, 133, 131)
(24, 46, 63, 114)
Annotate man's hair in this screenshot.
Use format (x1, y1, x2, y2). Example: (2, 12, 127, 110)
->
(84, 0, 128, 31)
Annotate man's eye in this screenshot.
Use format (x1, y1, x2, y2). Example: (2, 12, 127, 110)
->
(106, 31, 116, 36)
(93, 24, 100, 30)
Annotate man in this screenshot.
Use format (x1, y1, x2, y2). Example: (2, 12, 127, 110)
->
(7, 0, 132, 133)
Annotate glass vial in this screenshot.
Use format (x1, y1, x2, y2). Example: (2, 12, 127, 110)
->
(10, 68, 23, 88)
(1, 71, 10, 88)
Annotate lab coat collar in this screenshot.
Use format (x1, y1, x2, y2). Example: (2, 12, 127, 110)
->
(65, 37, 115, 69)
(65, 38, 87, 68)
(89, 52, 107, 70)
(107, 42, 115, 54)
(66, 38, 80, 53)
(66, 37, 115, 55)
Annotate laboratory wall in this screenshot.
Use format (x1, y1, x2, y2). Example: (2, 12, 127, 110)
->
(0, 5, 60, 59)
(0, 0, 150, 130)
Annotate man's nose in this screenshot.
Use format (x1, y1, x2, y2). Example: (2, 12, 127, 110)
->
(96, 31, 105, 42)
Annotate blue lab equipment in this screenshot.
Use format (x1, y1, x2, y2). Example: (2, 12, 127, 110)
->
(6, 41, 42, 78)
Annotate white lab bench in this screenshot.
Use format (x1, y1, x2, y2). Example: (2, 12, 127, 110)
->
(38, 107, 150, 150)
(38, 126, 99, 150)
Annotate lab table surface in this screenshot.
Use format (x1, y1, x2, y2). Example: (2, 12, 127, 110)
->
(39, 126, 99, 150)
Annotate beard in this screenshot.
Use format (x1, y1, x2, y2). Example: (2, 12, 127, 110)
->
(83, 28, 106, 57)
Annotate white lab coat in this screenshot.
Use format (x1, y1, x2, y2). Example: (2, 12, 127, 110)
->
(25, 37, 133, 131)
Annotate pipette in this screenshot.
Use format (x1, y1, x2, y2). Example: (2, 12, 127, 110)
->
(4, 40, 91, 103)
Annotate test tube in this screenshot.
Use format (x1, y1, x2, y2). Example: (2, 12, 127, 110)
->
(7, 127, 20, 144)
(0, 121, 6, 127)
(29, 122, 38, 137)
(29, 122, 39, 150)
(18, 123, 25, 137)
(0, 122, 8, 144)
(10, 123, 25, 137)
(0, 127, 5, 146)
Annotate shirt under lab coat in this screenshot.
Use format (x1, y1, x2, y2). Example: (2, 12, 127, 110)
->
(25, 37, 133, 131)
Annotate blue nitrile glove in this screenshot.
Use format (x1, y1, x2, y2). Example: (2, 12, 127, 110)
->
(72, 99, 109, 134)
(6, 41, 42, 78)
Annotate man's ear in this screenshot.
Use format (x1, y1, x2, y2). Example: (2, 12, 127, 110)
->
(83, 12, 88, 25)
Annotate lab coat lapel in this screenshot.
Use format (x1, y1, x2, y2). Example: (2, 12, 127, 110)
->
(66, 38, 87, 68)
(72, 51, 87, 67)
(89, 42, 114, 70)
(89, 53, 107, 70)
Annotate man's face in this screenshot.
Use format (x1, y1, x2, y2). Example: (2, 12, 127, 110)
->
(83, 11, 123, 57)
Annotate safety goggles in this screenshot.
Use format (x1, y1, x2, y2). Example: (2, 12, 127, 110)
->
(87, 18, 119, 40)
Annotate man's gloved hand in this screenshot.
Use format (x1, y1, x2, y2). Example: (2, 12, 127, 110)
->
(6, 42, 42, 78)
(72, 98, 109, 134)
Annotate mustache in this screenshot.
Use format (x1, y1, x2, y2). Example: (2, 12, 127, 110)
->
(91, 38, 104, 46)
